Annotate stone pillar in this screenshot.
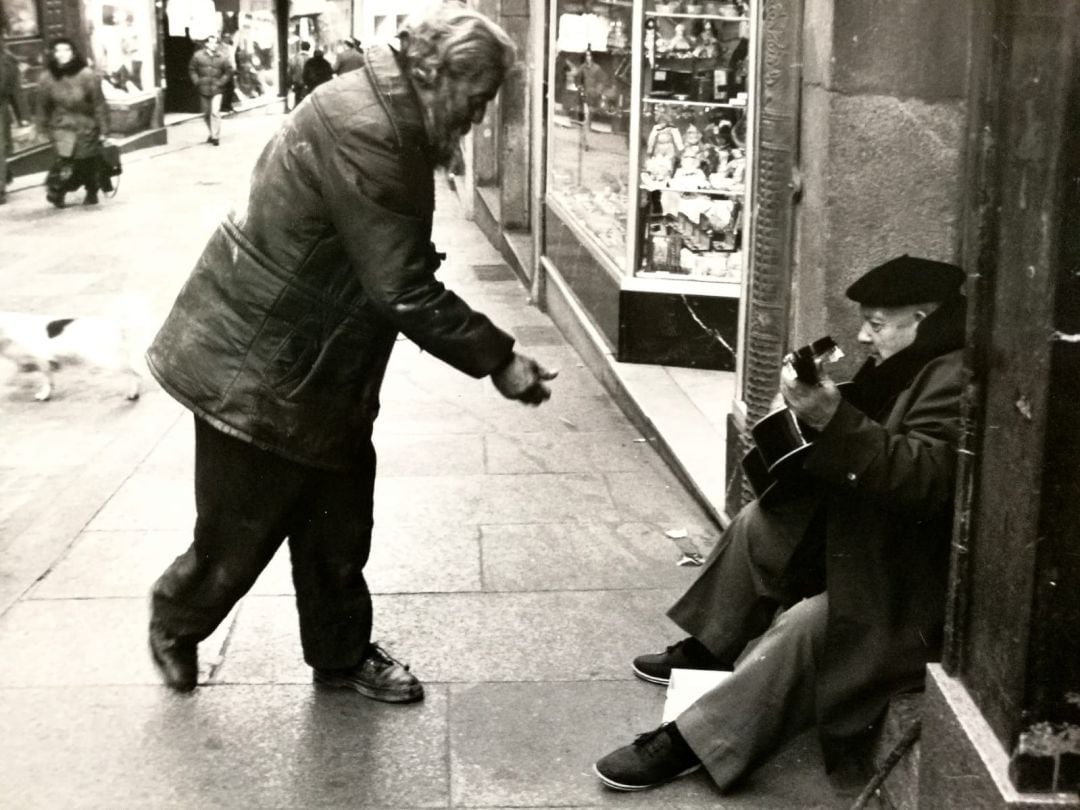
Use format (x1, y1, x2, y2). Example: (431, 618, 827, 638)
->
(793, 0, 970, 376)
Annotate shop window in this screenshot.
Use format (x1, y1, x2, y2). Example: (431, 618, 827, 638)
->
(547, 0, 633, 268)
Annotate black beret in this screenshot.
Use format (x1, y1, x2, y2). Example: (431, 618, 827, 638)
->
(845, 255, 965, 306)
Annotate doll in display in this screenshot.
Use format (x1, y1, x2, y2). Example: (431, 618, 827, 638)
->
(692, 23, 720, 59)
(607, 17, 629, 51)
(668, 23, 693, 54)
(646, 112, 684, 179)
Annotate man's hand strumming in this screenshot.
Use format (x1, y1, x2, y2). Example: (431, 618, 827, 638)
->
(491, 352, 558, 406)
(780, 362, 842, 430)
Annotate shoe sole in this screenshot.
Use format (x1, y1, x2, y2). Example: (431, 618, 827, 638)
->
(631, 663, 670, 686)
(313, 674, 424, 704)
(592, 762, 701, 791)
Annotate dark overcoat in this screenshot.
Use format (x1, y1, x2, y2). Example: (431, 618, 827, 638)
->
(804, 344, 963, 761)
(147, 45, 514, 470)
(36, 62, 107, 159)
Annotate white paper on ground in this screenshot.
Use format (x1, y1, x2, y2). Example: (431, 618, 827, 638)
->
(662, 668, 733, 723)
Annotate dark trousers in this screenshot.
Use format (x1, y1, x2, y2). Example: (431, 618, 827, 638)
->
(151, 417, 377, 669)
(666, 494, 828, 789)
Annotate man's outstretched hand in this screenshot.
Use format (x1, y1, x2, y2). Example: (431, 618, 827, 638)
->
(491, 352, 558, 405)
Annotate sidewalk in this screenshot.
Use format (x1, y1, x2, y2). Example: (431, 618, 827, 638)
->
(0, 112, 847, 809)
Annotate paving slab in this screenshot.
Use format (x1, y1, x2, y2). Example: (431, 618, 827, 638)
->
(215, 590, 682, 685)
(448, 680, 847, 809)
(27, 529, 188, 599)
(374, 472, 622, 526)
(373, 432, 486, 477)
(249, 523, 484, 596)
(479, 522, 713, 592)
(0, 597, 233, 687)
(0, 684, 448, 810)
(483, 430, 657, 475)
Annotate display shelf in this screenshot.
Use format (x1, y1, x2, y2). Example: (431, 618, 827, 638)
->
(644, 97, 746, 109)
(559, 47, 632, 55)
(624, 272, 741, 295)
(645, 11, 747, 21)
(640, 182, 744, 195)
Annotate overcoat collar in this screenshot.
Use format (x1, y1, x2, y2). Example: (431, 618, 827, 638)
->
(361, 43, 431, 159)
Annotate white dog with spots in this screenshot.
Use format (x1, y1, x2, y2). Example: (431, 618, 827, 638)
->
(0, 312, 143, 401)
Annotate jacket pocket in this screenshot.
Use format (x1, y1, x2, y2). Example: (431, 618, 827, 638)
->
(264, 315, 321, 398)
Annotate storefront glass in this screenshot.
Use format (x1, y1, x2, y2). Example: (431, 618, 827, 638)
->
(546, 0, 633, 269)
(4, 0, 41, 37)
(231, 0, 277, 103)
(86, 0, 156, 98)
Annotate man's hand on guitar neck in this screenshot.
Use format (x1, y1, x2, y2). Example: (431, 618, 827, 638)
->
(780, 362, 843, 430)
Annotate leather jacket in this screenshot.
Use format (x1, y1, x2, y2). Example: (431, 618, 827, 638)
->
(147, 45, 514, 470)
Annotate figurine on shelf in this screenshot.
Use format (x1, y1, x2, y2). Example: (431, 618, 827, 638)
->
(607, 18, 629, 51)
(671, 154, 709, 190)
(705, 117, 736, 150)
(668, 23, 694, 54)
(643, 153, 675, 183)
(643, 115, 678, 180)
(679, 124, 705, 164)
(692, 23, 720, 59)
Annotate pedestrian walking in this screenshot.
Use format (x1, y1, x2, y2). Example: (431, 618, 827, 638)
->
(0, 34, 30, 205)
(187, 33, 233, 145)
(288, 41, 311, 109)
(301, 48, 334, 96)
(594, 256, 967, 794)
(36, 38, 110, 207)
(334, 38, 364, 75)
(145, 3, 556, 701)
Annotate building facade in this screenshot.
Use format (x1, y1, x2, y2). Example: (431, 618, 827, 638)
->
(468, 0, 1080, 806)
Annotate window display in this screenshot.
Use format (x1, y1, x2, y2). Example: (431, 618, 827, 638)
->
(546, 0, 755, 287)
(637, 0, 750, 281)
(3, 0, 40, 38)
(88, 0, 155, 97)
(547, 0, 633, 268)
(231, 0, 278, 104)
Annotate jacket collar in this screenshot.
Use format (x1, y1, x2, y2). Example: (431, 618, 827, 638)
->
(361, 43, 430, 156)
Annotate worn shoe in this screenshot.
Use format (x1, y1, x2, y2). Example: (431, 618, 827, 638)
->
(313, 642, 424, 703)
(83, 190, 99, 205)
(632, 636, 730, 685)
(210, 138, 220, 146)
(149, 628, 198, 692)
(46, 191, 65, 208)
(594, 722, 702, 791)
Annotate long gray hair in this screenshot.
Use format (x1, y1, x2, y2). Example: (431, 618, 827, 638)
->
(398, 2, 516, 92)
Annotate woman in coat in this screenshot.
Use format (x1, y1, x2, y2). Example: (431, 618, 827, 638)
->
(36, 38, 108, 207)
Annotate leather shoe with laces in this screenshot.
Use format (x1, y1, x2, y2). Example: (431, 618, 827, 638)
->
(313, 642, 424, 703)
(632, 636, 730, 685)
(149, 628, 198, 692)
(594, 722, 701, 791)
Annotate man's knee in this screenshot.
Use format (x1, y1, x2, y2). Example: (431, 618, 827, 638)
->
(772, 593, 829, 648)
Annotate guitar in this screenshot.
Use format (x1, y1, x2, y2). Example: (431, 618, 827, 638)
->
(741, 337, 845, 501)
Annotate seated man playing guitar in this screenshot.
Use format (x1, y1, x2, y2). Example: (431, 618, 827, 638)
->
(594, 255, 968, 794)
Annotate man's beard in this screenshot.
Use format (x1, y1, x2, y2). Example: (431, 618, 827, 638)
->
(426, 94, 469, 169)
(430, 126, 464, 169)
